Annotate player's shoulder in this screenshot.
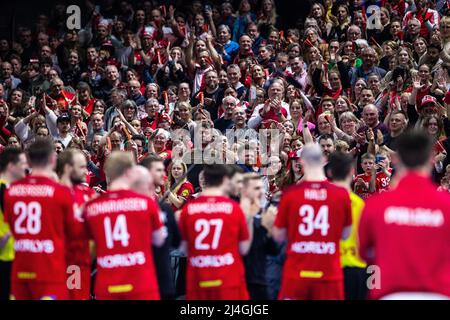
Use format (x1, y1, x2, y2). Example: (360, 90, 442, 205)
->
(193, 194, 237, 204)
(361, 190, 390, 211)
(186, 195, 239, 211)
(280, 183, 303, 197)
(324, 181, 352, 199)
(75, 183, 95, 194)
(102, 189, 152, 202)
(7, 176, 71, 194)
(349, 191, 364, 205)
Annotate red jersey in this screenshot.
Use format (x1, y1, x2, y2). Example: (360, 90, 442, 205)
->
(275, 180, 352, 281)
(66, 184, 96, 267)
(83, 189, 163, 298)
(46, 91, 75, 112)
(141, 115, 158, 131)
(4, 176, 74, 283)
(353, 173, 381, 200)
(179, 195, 249, 295)
(377, 169, 392, 192)
(359, 173, 450, 299)
(172, 181, 194, 212)
(158, 149, 172, 161)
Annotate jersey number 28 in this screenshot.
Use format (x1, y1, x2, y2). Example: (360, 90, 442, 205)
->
(14, 201, 42, 235)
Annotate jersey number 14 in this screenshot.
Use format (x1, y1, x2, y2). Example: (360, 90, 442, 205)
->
(104, 215, 130, 249)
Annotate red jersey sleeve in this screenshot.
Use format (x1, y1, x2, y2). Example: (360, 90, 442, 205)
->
(275, 189, 291, 229)
(178, 182, 194, 200)
(60, 186, 76, 237)
(148, 198, 163, 232)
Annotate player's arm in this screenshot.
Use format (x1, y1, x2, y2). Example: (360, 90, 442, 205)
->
(272, 226, 287, 244)
(341, 225, 352, 240)
(152, 227, 167, 247)
(236, 202, 253, 256)
(167, 191, 186, 209)
(239, 239, 252, 256)
(272, 191, 289, 244)
(179, 240, 188, 255)
(240, 220, 254, 256)
(150, 200, 168, 247)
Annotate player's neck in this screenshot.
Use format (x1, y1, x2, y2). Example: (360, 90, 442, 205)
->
(201, 186, 225, 197)
(30, 168, 55, 179)
(109, 178, 130, 191)
(59, 175, 73, 188)
(333, 180, 350, 191)
(303, 169, 327, 182)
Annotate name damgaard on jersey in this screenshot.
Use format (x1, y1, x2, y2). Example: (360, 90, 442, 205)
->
(87, 198, 148, 216)
(190, 253, 235, 268)
(187, 203, 233, 215)
(8, 185, 55, 197)
(97, 251, 146, 268)
(384, 207, 444, 227)
(291, 241, 336, 255)
(14, 239, 54, 254)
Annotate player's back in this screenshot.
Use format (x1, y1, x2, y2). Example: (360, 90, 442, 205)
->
(179, 195, 249, 293)
(67, 184, 96, 267)
(360, 173, 450, 298)
(4, 175, 73, 284)
(83, 189, 162, 298)
(276, 180, 352, 281)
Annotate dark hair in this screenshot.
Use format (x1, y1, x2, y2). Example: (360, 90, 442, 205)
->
(76, 81, 91, 93)
(230, 164, 244, 177)
(132, 134, 146, 145)
(397, 130, 432, 169)
(328, 152, 354, 181)
(0, 147, 24, 173)
(428, 43, 442, 51)
(139, 153, 163, 169)
(203, 164, 232, 187)
(26, 138, 55, 167)
(56, 148, 77, 177)
(319, 134, 335, 144)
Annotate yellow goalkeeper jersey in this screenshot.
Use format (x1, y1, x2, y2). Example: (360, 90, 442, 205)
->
(0, 179, 14, 262)
(340, 191, 366, 268)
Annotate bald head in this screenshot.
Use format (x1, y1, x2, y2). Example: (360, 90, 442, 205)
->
(301, 143, 325, 168)
(362, 104, 379, 128)
(128, 165, 154, 196)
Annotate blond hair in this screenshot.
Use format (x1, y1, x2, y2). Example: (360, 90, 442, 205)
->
(105, 151, 135, 182)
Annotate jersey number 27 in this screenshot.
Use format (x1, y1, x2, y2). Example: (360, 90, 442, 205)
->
(195, 218, 223, 250)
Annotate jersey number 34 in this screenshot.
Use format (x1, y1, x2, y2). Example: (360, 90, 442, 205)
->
(298, 205, 330, 236)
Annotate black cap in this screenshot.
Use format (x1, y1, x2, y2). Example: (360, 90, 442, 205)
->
(57, 114, 71, 123)
(39, 57, 53, 67)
